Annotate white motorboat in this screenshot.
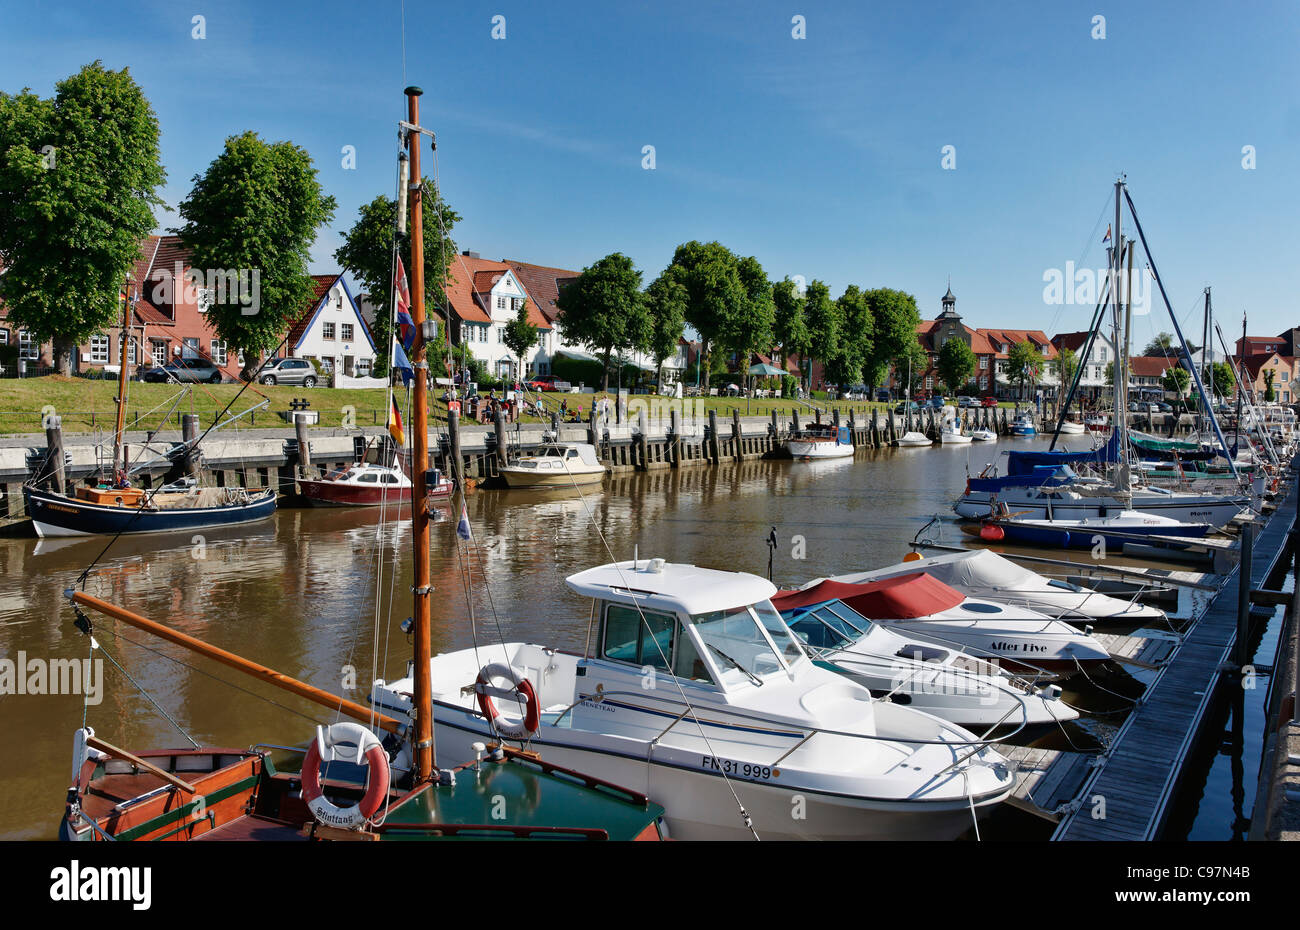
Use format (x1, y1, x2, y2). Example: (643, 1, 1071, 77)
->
(1058, 421, 1086, 434)
(829, 548, 1166, 623)
(939, 419, 972, 444)
(787, 424, 855, 459)
(970, 428, 997, 442)
(894, 431, 932, 447)
(787, 572, 1110, 677)
(773, 591, 1078, 729)
(371, 559, 1014, 840)
(499, 442, 605, 488)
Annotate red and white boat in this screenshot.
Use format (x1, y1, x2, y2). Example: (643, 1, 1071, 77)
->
(299, 461, 452, 507)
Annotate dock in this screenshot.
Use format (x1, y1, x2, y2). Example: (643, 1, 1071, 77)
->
(1003, 746, 1100, 822)
(1052, 474, 1297, 841)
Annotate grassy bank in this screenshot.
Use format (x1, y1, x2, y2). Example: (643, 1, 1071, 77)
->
(0, 376, 1017, 435)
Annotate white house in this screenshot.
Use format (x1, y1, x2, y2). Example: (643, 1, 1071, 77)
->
(1051, 329, 1119, 398)
(444, 254, 553, 380)
(282, 274, 378, 378)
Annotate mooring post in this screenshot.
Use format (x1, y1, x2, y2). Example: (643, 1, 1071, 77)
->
(493, 407, 508, 469)
(182, 413, 201, 480)
(550, 412, 560, 436)
(708, 409, 719, 463)
(636, 407, 648, 469)
(732, 409, 742, 461)
(294, 415, 312, 477)
(670, 407, 681, 467)
(44, 415, 65, 495)
(814, 407, 821, 426)
(791, 410, 801, 433)
(1237, 522, 1255, 669)
(447, 409, 464, 488)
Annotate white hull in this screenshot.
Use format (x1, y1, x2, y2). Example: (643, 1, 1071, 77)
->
(787, 439, 855, 459)
(894, 432, 932, 447)
(953, 489, 1247, 527)
(939, 432, 972, 444)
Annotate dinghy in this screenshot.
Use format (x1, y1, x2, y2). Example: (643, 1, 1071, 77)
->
(894, 431, 932, 447)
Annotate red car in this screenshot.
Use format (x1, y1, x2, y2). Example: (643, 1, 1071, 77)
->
(527, 375, 559, 392)
(981, 396, 998, 407)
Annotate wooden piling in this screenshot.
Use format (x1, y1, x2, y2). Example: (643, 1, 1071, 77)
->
(44, 416, 65, 495)
(708, 410, 719, 463)
(493, 408, 508, 467)
(447, 409, 464, 488)
(732, 409, 742, 461)
(294, 415, 312, 478)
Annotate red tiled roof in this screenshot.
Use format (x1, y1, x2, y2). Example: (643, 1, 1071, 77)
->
(445, 256, 551, 329)
(1128, 355, 1179, 378)
(1051, 331, 1092, 353)
(506, 259, 582, 325)
(285, 274, 341, 349)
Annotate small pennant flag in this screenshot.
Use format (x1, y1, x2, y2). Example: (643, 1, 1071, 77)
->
(392, 337, 414, 388)
(387, 394, 405, 447)
(456, 503, 472, 541)
(1102, 224, 1111, 244)
(394, 257, 415, 352)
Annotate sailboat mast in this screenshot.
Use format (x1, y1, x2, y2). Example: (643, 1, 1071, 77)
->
(1110, 178, 1129, 490)
(404, 86, 435, 782)
(113, 290, 131, 476)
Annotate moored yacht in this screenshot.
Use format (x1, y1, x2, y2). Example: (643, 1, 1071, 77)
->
(500, 442, 605, 488)
(371, 558, 1014, 840)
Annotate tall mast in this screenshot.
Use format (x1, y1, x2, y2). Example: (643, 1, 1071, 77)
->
(1237, 310, 1246, 440)
(113, 289, 132, 477)
(1109, 177, 1129, 492)
(404, 86, 435, 782)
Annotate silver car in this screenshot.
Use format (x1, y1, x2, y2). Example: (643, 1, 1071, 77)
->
(258, 357, 319, 387)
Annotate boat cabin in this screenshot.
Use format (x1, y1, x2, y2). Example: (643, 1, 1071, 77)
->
(516, 443, 601, 468)
(323, 463, 411, 487)
(565, 559, 808, 693)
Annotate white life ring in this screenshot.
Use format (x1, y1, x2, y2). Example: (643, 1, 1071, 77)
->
(474, 663, 541, 739)
(300, 722, 390, 830)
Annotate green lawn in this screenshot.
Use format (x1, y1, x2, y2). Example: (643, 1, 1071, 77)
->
(0, 376, 1019, 435)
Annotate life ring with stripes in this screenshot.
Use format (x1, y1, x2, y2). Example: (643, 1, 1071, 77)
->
(475, 663, 541, 739)
(301, 722, 389, 830)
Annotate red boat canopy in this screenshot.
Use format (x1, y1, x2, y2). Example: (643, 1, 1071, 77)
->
(772, 572, 965, 619)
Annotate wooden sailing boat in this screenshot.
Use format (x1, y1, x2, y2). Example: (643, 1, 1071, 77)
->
(60, 87, 666, 842)
(24, 290, 275, 537)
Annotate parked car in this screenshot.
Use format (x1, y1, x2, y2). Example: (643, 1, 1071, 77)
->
(141, 358, 225, 384)
(927, 396, 946, 409)
(526, 375, 562, 392)
(981, 396, 998, 407)
(875, 389, 892, 402)
(893, 400, 920, 414)
(257, 357, 318, 387)
(957, 396, 977, 408)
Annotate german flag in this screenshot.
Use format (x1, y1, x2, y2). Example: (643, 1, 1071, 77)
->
(387, 395, 405, 446)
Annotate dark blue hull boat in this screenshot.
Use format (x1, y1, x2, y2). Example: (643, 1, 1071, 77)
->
(24, 485, 277, 538)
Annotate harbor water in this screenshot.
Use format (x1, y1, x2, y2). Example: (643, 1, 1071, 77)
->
(0, 435, 1259, 839)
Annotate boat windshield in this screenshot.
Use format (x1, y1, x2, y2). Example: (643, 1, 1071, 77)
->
(687, 600, 805, 686)
(782, 601, 869, 650)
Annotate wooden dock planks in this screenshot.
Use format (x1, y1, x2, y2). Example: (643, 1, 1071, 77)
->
(1002, 746, 1099, 822)
(1053, 488, 1296, 841)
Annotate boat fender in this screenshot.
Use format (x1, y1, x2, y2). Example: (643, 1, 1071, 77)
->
(979, 524, 1005, 541)
(474, 663, 541, 739)
(300, 722, 390, 830)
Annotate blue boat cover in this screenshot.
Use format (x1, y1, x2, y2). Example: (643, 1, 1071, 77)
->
(968, 464, 1074, 493)
(1005, 431, 1119, 476)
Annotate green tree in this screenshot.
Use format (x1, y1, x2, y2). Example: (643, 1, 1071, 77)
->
(726, 255, 775, 368)
(1264, 369, 1276, 402)
(1056, 346, 1079, 392)
(502, 299, 539, 381)
(894, 338, 927, 397)
(644, 268, 687, 391)
(333, 185, 460, 377)
(664, 241, 745, 377)
(832, 285, 875, 387)
(1007, 340, 1043, 400)
(772, 278, 809, 373)
(554, 252, 649, 392)
(176, 131, 337, 379)
(1162, 364, 1190, 397)
(0, 62, 166, 374)
(937, 338, 976, 395)
(863, 288, 922, 396)
(1143, 332, 1175, 356)
(803, 280, 842, 392)
(1203, 361, 1235, 401)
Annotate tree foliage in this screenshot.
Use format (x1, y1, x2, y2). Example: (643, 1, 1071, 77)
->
(772, 278, 809, 371)
(1203, 361, 1235, 400)
(1264, 369, 1276, 402)
(554, 252, 648, 392)
(0, 62, 166, 373)
(802, 280, 841, 389)
(1007, 340, 1043, 398)
(830, 285, 874, 386)
(937, 337, 976, 395)
(1162, 364, 1190, 396)
(1143, 332, 1175, 356)
(644, 267, 687, 389)
(502, 299, 539, 377)
(176, 131, 336, 377)
(1056, 346, 1078, 391)
(332, 185, 460, 377)
(862, 288, 922, 393)
(663, 241, 772, 376)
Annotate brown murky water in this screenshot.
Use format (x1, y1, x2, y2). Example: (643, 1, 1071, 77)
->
(0, 437, 1171, 840)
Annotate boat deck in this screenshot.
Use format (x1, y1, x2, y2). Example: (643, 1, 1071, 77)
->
(194, 814, 307, 841)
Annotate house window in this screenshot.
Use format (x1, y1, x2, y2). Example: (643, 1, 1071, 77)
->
(979, 356, 988, 369)
(924, 376, 933, 389)
(126, 337, 137, 365)
(357, 358, 371, 376)
(90, 335, 109, 364)
(497, 296, 505, 310)
(151, 341, 168, 367)
(182, 337, 200, 360)
(0, 329, 7, 345)
(211, 340, 227, 366)
(322, 322, 336, 340)
(18, 330, 39, 359)
(496, 326, 503, 342)
(341, 323, 353, 341)
(513, 297, 524, 312)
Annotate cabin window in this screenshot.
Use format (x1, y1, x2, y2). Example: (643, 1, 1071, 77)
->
(687, 604, 789, 684)
(357, 473, 379, 483)
(381, 474, 400, 484)
(602, 603, 675, 671)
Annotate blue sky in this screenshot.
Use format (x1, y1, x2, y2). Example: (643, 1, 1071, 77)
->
(2, 0, 1297, 346)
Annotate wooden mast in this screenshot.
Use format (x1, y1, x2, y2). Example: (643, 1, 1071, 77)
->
(404, 86, 435, 782)
(113, 289, 132, 477)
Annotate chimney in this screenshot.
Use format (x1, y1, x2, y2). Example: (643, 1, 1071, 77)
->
(461, 250, 480, 259)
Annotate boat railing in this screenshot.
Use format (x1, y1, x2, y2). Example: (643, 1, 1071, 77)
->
(566, 685, 1017, 753)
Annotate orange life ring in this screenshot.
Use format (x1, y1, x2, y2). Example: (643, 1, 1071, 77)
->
(300, 722, 389, 830)
(475, 663, 541, 739)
